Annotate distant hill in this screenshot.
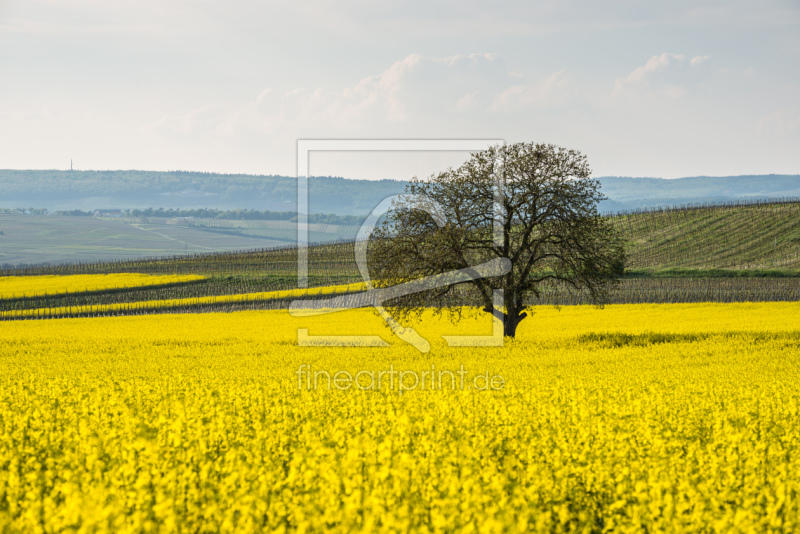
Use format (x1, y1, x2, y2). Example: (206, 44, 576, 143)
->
(597, 175, 800, 212)
(1, 169, 798, 215)
(0, 170, 406, 215)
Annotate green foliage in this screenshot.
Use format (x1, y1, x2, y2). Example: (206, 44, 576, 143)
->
(577, 331, 711, 347)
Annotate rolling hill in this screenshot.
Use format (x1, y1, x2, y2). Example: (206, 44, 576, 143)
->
(2, 198, 799, 317)
(3, 197, 798, 275)
(2, 169, 798, 215)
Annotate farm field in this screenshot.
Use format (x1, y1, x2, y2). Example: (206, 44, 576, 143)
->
(609, 200, 800, 271)
(1, 303, 798, 532)
(3, 276, 800, 320)
(0, 273, 205, 299)
(6, 1, 798, 532)
(2, 199, 800, 272)
(0, 281, 365, 319)
(136, 217, 361, 244)
(3, 199, 800, 319)
(0, 215, 288, 266)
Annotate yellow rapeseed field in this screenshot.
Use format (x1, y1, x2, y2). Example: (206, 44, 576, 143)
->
(0, 282, 366, 319)
(0, 302, 799, 532)
(0, 274, 207, 299)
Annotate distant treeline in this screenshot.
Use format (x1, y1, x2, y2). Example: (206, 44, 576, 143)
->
(41, 207, 363, 225)
(0, 207, 49, 215)
(127, 208, 364, 225)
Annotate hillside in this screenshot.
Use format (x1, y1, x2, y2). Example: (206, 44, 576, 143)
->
(1, 169, 799, 215)
(2, 199, 799, 317)
(2, 198, 799, 271)
(613, 199, 800, 271)
(0, 197, 800, 276)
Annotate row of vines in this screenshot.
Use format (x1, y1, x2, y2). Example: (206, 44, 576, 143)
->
(608, 197, 800, 270)
(4, 278, 800, 321)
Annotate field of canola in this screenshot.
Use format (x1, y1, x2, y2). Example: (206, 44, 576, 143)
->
(1, 302, 799, 532)
(0, 282, 365, 319)
(0, 274, 206, 299)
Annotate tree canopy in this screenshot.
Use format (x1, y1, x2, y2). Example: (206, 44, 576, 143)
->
(368, 142, 627, 338)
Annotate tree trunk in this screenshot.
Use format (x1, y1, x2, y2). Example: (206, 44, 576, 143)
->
(502, 310, 527, 338)
(501, 291, 528, 338)
(484, 297, 528, 338)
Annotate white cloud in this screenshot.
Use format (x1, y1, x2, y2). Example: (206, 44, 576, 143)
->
(621, 53, 685, 85)
(5, 0, 795, 178)
(490, 71, 571, 112)
(613, 53, 710, 99)
(151, 53, 546, 138)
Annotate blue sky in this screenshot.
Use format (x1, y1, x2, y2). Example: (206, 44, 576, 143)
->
(1, 0, 798, 179)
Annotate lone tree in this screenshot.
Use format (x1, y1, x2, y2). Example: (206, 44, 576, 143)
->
(368, 142, 626, 338)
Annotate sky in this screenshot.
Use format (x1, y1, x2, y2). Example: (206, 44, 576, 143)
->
(0, 0, 798, 180)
